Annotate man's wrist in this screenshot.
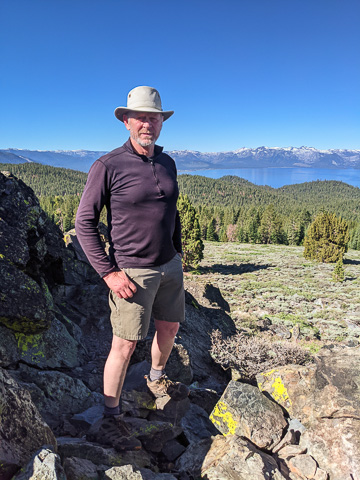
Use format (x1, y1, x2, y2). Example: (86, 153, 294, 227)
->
(102, 269, 120, 280)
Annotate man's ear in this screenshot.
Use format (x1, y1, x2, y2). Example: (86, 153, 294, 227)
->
(123, 114, 130, 130)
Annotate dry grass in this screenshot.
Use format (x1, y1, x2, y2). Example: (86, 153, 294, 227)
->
(193, 242, 360, 346)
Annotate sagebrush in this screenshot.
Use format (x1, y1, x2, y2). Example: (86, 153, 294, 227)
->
(210, 330, 312, 380)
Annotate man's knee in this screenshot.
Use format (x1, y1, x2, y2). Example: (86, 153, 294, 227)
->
(154, 319, 179, 337)
(110, 335, 137, 360)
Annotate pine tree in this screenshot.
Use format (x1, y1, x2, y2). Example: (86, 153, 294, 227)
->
(303, 211, 350, 263)
(350, 224, 360, 250)
(206, 218, 218, 241)
(247, 209, 261, 244)
(258, 204, 283, 244)
(219, 226, 228, 242)
(332, 258, 345, 282)
(177, 194, 204, 270)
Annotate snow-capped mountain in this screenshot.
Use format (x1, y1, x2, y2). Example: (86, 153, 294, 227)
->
(0, 146, 359, 173)
(0, 149, 107, 172)
(168, 146, 360, 171)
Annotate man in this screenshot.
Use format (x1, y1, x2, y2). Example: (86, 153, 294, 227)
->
(75, 86, 188, 451)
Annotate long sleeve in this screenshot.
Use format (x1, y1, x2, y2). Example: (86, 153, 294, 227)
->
(75, 160, 117, 277)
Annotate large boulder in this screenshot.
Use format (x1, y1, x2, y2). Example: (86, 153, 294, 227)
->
(257, 346, 360, 480)
(14, 316, 86, 369)
(210, 380, 287, 450)
(175, 435, 284, 479)
(0, 172, 66, 334)
(201, 435, 284, 480)
(0, 368, 56, 480)
(10, 364, 97, 429)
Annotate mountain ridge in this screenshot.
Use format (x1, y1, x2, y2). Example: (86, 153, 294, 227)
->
(1, 146, 359, 172)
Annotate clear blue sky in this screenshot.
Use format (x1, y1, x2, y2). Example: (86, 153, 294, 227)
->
(1, 0, 359, 152)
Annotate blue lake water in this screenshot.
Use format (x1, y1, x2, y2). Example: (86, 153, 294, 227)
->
(178, 168, 360, 189)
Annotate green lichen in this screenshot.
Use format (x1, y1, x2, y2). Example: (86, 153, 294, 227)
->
(15, 332, 46, 364)
(0, 315, 39, 333)
(40, 279, 55, 310)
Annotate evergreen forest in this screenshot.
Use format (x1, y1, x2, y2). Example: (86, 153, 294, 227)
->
(1, 162, 360, 250)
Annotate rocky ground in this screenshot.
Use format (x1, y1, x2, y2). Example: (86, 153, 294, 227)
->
(1, 171, 360, 480)
(191, 241, 360, 349)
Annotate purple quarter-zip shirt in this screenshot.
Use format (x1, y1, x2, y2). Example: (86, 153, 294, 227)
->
(75, 139, 182, 277)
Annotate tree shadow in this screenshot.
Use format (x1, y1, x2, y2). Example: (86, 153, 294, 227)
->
(198, 263, 271, 275)
(344, 258, 360, 265)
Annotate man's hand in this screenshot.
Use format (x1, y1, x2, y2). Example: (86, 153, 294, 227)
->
(103, 271, 137, 299)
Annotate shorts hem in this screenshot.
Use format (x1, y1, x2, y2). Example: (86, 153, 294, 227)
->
(153, 315, 184, 323)
(113, 332, 146, 341)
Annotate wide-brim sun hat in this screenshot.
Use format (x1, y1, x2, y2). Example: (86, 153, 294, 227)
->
(114, 86, 174, 122)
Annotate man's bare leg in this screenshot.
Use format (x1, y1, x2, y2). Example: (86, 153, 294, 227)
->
(151, 319, 179, 371)
(103, 335, 137, 408)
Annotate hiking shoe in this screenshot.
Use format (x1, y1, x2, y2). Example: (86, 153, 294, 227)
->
(145, 374, 190, 401)
(86, 415, 142, 452)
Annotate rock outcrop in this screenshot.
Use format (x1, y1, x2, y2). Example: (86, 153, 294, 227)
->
(257, 346, 360, 480)
(1, 171, 360, 480)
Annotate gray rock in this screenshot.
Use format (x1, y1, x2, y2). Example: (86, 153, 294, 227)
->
(13, 316, 86, 369)
(103, 465, 143, 479)
(122, 361, 151, 392)
(0, 325, 18, 367)
(188, 384, 220, 414)
(0, 369, 56, 480)
(161, 439, 186, 462)
(163, 342, 193, 385)
(12, 448, 66, 480)
(0, 172, 67, 337)
(121, 390, 156, 418)
(71, 405, 104, 431)
(179, 279, 236, 385)
(12, 365, 95, 428)
(148, 396, 190, 426)
(57, 437, 152, 469)
(210, 380, 287, 449)
(175, 437, 213, 476)
(0, 260, 53, 333)
(125, 417, 183, 453)
(181, 403, 219, 444)
(63, 456, 100, 480)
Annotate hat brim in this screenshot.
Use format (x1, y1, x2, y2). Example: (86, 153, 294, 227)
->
(114, 107, 174, 122)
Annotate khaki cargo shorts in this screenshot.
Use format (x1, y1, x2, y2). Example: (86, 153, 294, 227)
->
(109, 254, 185, 340)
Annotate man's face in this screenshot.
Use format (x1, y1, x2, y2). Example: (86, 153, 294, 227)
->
(124, 112, 163, 148)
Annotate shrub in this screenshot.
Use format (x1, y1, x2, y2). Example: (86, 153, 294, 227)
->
(303, 211, 349, 263)
(210, 330, 312, 380)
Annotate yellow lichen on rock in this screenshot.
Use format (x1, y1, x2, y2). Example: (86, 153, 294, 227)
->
(210, 401, 238, 436)
(258, 369, 292, 413)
